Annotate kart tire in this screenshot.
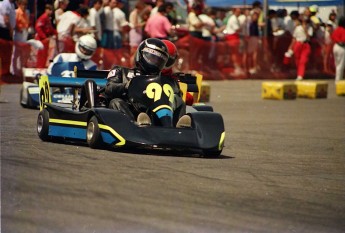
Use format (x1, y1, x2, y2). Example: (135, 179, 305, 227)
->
(37, 109, 50, 141)
(202, 149, 222, 158)
(19, 88, 27, 108)
(192, 105, 213, 112)
(87, 116, 103, 149)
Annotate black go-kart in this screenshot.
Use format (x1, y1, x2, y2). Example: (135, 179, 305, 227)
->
(37, 71, 225, 157)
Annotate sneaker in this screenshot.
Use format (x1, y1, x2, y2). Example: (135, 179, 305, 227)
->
(137, 112, 151, 126)
(176, 115, 192, 128)
(296, 76, 303, 81)
(270, 64, 278, 73)
(232, 68, 245, 76)
(249, 68, 257, 74)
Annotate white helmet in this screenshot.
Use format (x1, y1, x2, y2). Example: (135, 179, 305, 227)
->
(75, 35, 97, 60)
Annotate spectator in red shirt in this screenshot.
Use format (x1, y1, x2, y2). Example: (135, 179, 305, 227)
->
(35, 4, 57, 41)
(35, 4, 58, 68)
(331, 16, 345, 82)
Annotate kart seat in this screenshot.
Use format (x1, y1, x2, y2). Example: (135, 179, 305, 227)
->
(178, 73, 203, 104)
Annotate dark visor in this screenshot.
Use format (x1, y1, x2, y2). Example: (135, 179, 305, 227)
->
(78, 43, 94, 56)
(142, 47, 167, 70)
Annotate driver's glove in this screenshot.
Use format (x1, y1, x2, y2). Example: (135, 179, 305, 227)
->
(124, 80, 131, 90)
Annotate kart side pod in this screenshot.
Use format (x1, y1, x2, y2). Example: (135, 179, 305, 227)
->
(189, 111, 225, 154)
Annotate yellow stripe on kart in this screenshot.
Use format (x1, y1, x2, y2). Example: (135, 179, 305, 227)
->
(49, 118, 126, 146)
(49, 118, 87, 126)
(219, 132, 226, 151)
(99, 124, 126, 146)
(152, 105, 173, 112)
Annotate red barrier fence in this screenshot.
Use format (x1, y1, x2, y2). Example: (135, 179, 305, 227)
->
(0, 36, 335, 82)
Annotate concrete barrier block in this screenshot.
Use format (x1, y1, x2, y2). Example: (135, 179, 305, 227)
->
(262, 82, 297, 100)
(199, 82, 211, 102)
(296, 81, 328, 99)
(336, 81, 345, 96)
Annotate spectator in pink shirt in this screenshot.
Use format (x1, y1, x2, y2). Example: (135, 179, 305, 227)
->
(144, 3, 172, 40)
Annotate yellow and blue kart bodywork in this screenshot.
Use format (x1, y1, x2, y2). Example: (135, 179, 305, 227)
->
(37, 72, 225, 156)
(20, 62, 105, 108)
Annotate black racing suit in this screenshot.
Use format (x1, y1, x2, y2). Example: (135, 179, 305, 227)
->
(104, 66, 145, 121)
(105, 66, 187, 125)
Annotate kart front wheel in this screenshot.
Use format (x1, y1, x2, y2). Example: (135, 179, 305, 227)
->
(202, 149, 222, 158)
(37, 109, 50, 141)
(19, 88, 25, 107)
(87, 116, 103, 149)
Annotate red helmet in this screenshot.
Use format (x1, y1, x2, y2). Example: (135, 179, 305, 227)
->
(162, 39, 178, 69)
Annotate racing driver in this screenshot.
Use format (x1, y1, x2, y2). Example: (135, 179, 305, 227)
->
(104, 38, 191, 128)
(47, 34, 98, 77)
(104, 38, 169, 126)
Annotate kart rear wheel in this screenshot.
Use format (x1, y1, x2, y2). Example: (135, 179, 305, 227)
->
(19, 88, 23, 106)
(37, 109, 50, 141)
(87, 116, 103, 149)
(19, 88, 27, 108)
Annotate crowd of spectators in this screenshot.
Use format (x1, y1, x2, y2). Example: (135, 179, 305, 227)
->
(185, 1, 343, 80)
(0, 0, 344, 81)
(180, 0, 344, 80)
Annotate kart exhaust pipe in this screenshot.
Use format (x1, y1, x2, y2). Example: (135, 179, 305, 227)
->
(85, 80, 98, 108)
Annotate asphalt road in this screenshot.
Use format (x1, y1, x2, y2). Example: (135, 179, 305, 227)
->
(1, 80, 345, 233)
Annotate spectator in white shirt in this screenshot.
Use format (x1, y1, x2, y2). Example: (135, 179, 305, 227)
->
(88, 0, 103, 45)
(57, 6, 93, 51)
(0, 0, 16, 40)
(323, 12, 337, 73)
(224, 8, 244, 76)
(73, 14, 92, 42)
(287, 16, 313, 81)
(54, 0, 69, 26)
(57, 6, 92, 40)
(285, 10, 299, 36)
(129, 0, 148, 66)
(198, 7, 218, 68)
(187, 2, 204, 39)
(0, 0, 16, 75)
(198, 7, 215, 41)
(101, 0, 116, 48)
(150, 0, 164, 17)
(113, 0, 128, 49)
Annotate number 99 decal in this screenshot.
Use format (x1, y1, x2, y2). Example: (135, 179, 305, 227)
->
(38, 75, 51, 111)
(146, 83, 174, 103)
